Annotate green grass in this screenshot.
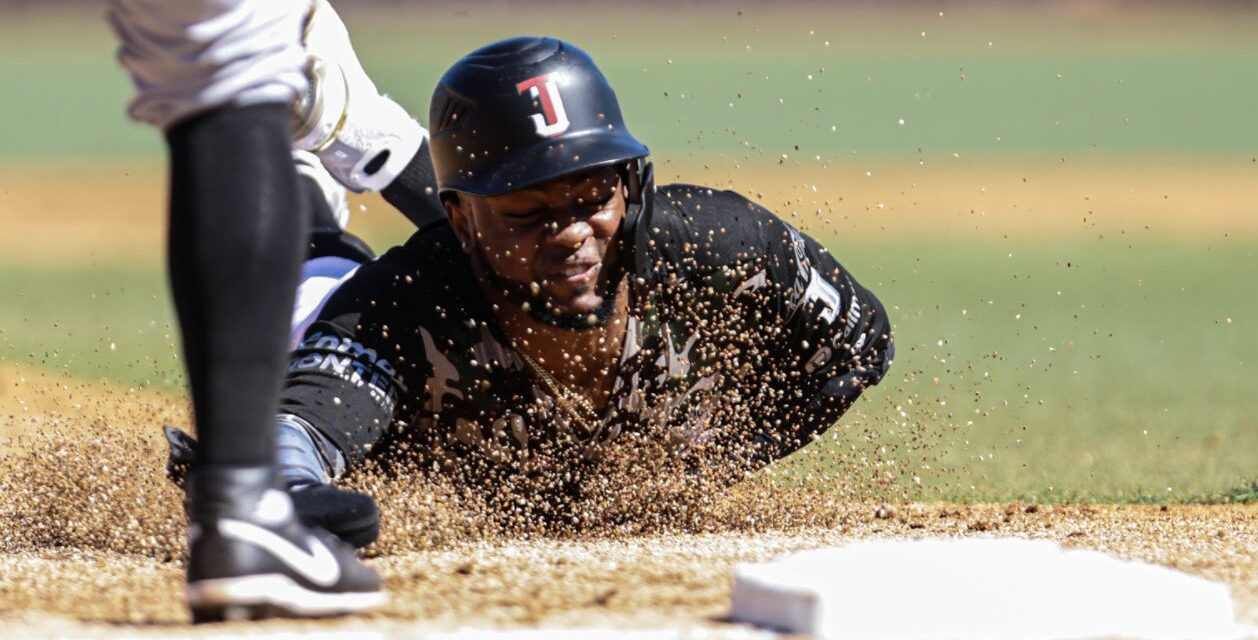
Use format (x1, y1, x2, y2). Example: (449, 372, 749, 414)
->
(2, 6, 1257, 160)
(775, 237, 1258, 503)
(1216, 481, 1258, 504)
(0, 266, 182, 389)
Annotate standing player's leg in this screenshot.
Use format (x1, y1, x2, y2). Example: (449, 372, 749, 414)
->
(106, 0, 384, 621)
(165, 102, 302, 472)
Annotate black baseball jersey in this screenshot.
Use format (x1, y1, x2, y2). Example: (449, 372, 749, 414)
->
(280, 159, 894, 483)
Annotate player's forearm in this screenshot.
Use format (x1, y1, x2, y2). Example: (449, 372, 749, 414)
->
(279, 327, 406, 469)
(743, 331, 893, 469)
(380, 138, 447, 230)
(800, 325, 894, 429)
(751, 240, 894, 465)
(278, 374, 392, 471)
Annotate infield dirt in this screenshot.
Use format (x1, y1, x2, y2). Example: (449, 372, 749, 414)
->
(0, 363, 1254, 635)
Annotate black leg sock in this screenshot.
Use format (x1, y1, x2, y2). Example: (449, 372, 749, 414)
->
(166, 103, 308, 467)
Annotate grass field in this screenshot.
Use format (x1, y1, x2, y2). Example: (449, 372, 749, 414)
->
(0, 3, 1255, 505)
(3, 4, 1257, 160)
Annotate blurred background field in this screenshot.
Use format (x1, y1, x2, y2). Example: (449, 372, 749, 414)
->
(0, 1, 1254, 503)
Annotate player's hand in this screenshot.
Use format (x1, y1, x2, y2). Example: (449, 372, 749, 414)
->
(292, 0, 424, 193)
(289, 482, 381, 549)
(292, 0, 378, 151)
(164, 425, 379, 549)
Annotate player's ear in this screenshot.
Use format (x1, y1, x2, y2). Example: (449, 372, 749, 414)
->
(443, 193, 474, 254)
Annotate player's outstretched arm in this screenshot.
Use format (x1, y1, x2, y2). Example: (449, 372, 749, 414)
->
(649, 186, 893, 467)
(750, 222, 894, 464)
(767, 232, 894, 461)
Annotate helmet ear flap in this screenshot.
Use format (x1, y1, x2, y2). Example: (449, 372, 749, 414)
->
(623, 157, 646, 206)
(618, 158, 655, 280)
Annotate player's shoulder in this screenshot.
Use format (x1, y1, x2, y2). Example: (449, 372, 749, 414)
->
(654, 183, 770, 220)
(644, 182, 791, 270)
(654, 182, 788, 239)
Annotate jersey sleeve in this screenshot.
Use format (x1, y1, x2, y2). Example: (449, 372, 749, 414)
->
(651, 186, 894, 463)
(767, 223, 894, 460)
(278, 247, 433, 468)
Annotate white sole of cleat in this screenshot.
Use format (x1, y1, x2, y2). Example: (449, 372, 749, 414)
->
(186, 574, 387, 621)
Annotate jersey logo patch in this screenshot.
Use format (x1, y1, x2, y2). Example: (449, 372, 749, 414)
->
(516, 72, 571, 138)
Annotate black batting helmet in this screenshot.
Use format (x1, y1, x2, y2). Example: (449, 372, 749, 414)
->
(428, 37, 650, 198)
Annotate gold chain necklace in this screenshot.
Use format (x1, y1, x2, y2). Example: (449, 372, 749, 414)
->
(516, 348, 601, 432)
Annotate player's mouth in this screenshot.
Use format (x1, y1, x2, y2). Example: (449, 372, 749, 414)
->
(549, 262, 601, 285)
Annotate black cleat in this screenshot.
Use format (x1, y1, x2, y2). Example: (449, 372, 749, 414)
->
(166, 426, 380, 549)
(185, 465, 386, 622)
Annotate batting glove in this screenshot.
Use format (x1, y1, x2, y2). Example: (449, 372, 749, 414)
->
(292, 0, 427, 193)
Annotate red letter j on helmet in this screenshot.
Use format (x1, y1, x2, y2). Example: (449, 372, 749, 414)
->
(516, 72, 571, 138)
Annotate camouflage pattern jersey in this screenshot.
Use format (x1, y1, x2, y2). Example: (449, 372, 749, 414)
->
(279, 173, 894, 486)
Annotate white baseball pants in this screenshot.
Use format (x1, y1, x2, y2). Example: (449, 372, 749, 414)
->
(106, 0, 310, 129)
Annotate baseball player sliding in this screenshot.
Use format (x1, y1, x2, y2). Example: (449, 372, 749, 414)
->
(169, 0, 894, 553)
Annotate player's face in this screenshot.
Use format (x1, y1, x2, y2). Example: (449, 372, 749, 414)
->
(451, 166, 626, 318)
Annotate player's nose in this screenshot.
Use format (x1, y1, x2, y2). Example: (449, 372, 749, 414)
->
(547, 214, 594, 249)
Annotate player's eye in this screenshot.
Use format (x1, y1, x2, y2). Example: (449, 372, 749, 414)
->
(580, 189, 616, 212)
(504, 207, 544, 222)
